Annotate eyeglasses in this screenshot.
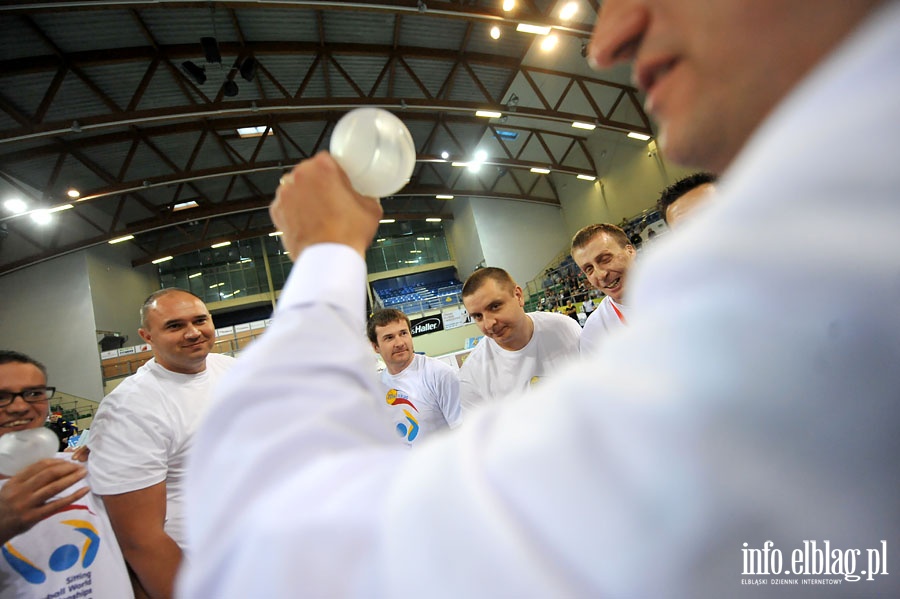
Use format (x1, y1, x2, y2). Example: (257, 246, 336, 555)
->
(0, 387, 56, 408)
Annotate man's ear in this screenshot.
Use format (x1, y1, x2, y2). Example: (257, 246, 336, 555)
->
(138, 328, 152, 344)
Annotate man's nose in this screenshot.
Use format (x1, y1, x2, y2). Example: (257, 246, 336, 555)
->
(588, 0, 648, 70)
(184, 324, 201, 337)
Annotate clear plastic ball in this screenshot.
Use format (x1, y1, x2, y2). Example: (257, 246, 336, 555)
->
(329, 108, 416, 198)
(0, 427, 60, 476)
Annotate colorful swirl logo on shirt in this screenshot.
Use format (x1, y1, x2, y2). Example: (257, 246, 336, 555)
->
(2, 509, 100, 585)
(396, 410, 420, 442)
(386, 389, 420, 442)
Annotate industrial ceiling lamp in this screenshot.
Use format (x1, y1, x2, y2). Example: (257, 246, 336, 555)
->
(201, 36, 222, 64)
(239, 57, 258, 82)
(181, 61, 207, 85)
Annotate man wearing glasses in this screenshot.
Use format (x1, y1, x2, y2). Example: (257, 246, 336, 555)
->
(88, 289, 234, 598)
(0, 350, 133, 597)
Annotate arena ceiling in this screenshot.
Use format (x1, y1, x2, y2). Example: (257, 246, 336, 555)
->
(0, 0, 652, 276)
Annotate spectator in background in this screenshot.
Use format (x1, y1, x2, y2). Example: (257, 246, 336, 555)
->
(367, 309, 462, 446)
(0, 350, 133, 598)
(657, 172, 718, 228)
(88, 289, 235, 598)
(570, 224, 635, 355)
(459, 267, 580, 412)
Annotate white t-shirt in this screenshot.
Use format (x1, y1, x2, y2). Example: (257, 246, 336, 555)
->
(459, 311, 581, 412)
(580, 296, 627, 356)
(378, 353, 462, 447)
(87, 353, 235, 548)
(0, 454, 134, 599)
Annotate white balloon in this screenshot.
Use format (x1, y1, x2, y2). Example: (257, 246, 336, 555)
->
(0, 427, 60, 476)
(330, 108, 416, 198)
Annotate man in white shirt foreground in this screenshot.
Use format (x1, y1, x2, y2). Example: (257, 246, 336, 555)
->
(0, 350, 133, 598)
(367, 309, 462, 446)
(457, 267, 581, 412)
(89, 289, 234, 598)
(570, 223, 634, 356)
(180, 1, 899, 596)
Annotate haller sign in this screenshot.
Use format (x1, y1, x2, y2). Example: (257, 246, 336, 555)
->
(409, 315, 444, 337)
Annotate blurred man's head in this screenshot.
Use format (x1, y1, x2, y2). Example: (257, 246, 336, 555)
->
(462, 268, 533, 351)
(588, 0, 880, 172)
(138, 289, 216, 375)
(0, 350, 53, 435)
(658, 172, 717, 228)
(571, 224, 636, 303)
(368, 309, 415, 375)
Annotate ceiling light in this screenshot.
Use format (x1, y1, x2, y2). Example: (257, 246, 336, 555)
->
(31, 210, 52, 225)
(211, 241, 231, 248)
(66, 189, 80, 199)
(268, 231, 283, 236)
(152, 256, 173, 264)
(451, 162, 468, 168)
(531, 167, 551, 174)
(540, 34, 559, 51)
(237, 126, 271, 138)
(426, 217, 442, 222)
(628, 131, 651, 141)
(189, 272, 203, 279)
(222, 80, 239, 97)
(502, 0, 515, 11)
(440, 151, 449, 159)
(201, 36, 221, 64)
(559, 1, 578, 20)
(173, 200, 199, 211)
(4, 198, 27, 214)
(475, 110, 502, 118)
(516, 23, 551, 35)
(490, 26, 501, 40)
(108, 235, 135, 244)
(376, 238, 386, 242)
(47, 204, 73, 213)
(210, 282, 225, 288)
(239, 57, 258, 82)
(577, 174, 597, 181)
(240, 258, 252, 263)
(436, 195, 454, 200)
(181, 61, 207, 85)
(572, 121, 597, 130)
(379, 219, 396, 224)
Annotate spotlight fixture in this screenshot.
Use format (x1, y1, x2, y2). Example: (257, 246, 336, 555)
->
(222, 80, 239, 97)
(417, 0, 427, 13)
(239, 57, 258, 82)
(490, 26, 501, 40)
(581, 42, 588, 58)
(201, 36, 221, 64)
(506, 93, 519, 111)
(181, 61, 207, 85)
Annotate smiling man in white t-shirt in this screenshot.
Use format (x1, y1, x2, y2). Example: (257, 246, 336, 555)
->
(367, 309, 461, 446)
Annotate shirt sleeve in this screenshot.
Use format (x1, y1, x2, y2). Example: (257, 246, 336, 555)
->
(435, 362, 462, 429)
(88, 384, 170, 495)
(457, 358, 485, 414)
